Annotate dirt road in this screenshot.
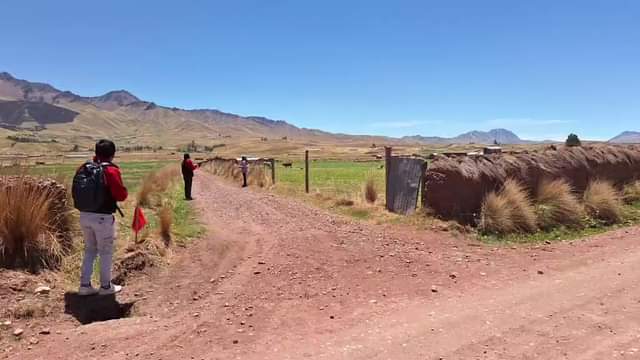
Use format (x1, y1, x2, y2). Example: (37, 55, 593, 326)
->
(10, 173, 640, 359)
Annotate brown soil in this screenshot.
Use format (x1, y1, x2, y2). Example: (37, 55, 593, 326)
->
(4, 172, 640, 359)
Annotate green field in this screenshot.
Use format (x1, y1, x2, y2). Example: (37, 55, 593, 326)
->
(0, 160, 169, 192)
(275, 160, 385, 199)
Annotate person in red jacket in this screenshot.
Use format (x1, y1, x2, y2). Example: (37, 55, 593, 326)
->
(78, 139, 128, 296)
(181, 153, 198, 200)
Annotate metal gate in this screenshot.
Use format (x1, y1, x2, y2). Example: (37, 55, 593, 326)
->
(386, 157, 426, 215)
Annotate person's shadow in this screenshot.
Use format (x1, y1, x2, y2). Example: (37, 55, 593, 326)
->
(64, 292, 135, 324)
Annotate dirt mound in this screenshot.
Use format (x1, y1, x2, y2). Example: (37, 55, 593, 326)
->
(424, 144, 640, 223)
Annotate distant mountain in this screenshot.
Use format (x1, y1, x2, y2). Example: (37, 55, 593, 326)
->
(0, 71, 551, 153)
(0, 71, 332, 142)
(403, 128, 525, 145)
(609, 131, 640, 144)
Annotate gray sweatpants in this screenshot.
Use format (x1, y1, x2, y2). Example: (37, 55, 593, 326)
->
(79, 212, 117, 288)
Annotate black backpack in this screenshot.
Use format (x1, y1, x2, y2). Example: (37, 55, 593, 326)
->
(72, 161, 110, 212)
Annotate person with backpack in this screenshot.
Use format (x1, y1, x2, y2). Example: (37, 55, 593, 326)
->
(72, 139, 128, 296)
(181, 153, 198, 200)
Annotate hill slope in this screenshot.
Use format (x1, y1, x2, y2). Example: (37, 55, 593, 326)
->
(0, 72, 362, 150)
(609, 131, 640, 144)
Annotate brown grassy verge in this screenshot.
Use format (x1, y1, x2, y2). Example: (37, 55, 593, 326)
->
(536, 178, 584, 229)
(583, 180, 622, 224)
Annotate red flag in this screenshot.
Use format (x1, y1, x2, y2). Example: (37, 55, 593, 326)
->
(132, 206, 147, 234)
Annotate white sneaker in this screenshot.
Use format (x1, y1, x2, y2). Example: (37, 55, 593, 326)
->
(78, 285, 99, 296)
(98, 283, 123, 295)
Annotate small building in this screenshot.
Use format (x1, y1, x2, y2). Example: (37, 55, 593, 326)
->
(483, 146, 502, 155)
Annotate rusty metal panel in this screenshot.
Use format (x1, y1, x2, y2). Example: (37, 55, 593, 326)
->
(386, 157, 426, 215)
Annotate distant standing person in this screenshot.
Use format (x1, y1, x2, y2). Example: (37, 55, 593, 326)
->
(72, 139, 128, 296)
(240, 156, 249, 187)
(182, 153, 198, 200)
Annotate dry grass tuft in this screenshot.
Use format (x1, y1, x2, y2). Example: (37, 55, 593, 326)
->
(536, 178, 584, 229)
(335, 198, 355, 207)
(480, 192, 514, 234)
(480, 179, 537, 234)
(583, 180, 622, 224)
(623, 181, 640, 204)
(0, 177, 71, 271)
(137, 166, 180, 207)
(364, 177, 377, 204)
(159, 205, 172, 246)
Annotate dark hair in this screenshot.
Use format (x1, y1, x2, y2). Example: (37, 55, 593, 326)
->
(184, 153, 190, 160)
(241, 156, 247, 160)
(95, 139, 116, 159)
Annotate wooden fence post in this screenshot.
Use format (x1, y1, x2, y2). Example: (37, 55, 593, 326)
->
(384, 146, 392, 209)
(270, 158, 276, 184)
(305, 150, 310, 193)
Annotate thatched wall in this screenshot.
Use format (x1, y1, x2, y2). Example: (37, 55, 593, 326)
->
(201, 157, 273, 188)
(423, 145, 640, 223)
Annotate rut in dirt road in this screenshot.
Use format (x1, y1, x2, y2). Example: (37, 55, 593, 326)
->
(11, 172, 640, 360)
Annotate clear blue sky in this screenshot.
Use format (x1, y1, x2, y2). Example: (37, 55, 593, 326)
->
(1, 0, 638, 140)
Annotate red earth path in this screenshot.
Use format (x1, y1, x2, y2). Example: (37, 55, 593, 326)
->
(11, 172, 640, 359)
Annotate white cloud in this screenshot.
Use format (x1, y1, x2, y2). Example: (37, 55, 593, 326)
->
(369, 120, 443, 129)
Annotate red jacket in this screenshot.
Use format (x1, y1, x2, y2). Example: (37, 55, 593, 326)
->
(181, 159, 198, 177)
(94, 157, 128, 202)
(104, 164, 128, 202)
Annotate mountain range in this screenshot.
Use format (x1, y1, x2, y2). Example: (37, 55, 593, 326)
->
(1, 71, 637, 154)
(402, 128, 525, 145)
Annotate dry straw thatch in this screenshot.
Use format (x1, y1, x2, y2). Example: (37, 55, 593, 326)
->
(424, 144, 640, 223)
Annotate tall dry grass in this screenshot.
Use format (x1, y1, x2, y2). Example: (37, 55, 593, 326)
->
(536, 178, 584, 229)
(0, 177, 71, 271)
(137, 166, 180, 207)
(480, 191, 514, 234)
(159, 205, 172, 246)
(623, 181, 640, 204)
(480, 179, 537, 234)
(364, 177, 378, 204)
(583, 180, 622, 224)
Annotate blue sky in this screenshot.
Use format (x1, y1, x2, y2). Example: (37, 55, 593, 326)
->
(1, 0, 638, 140)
